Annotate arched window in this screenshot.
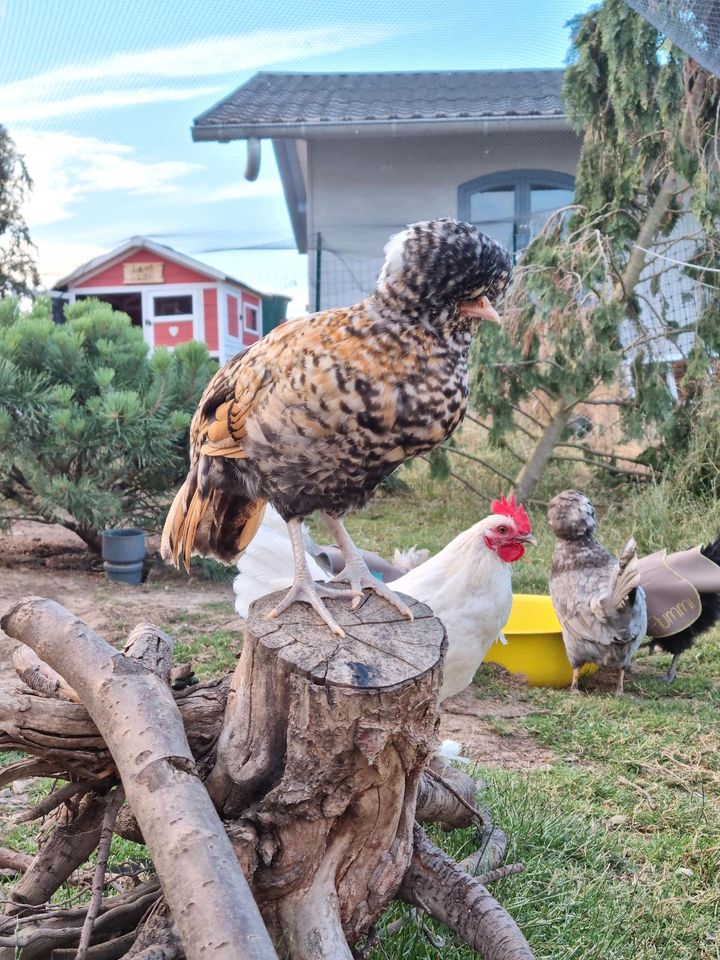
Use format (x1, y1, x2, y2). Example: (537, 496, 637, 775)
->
(458, 169, 575, 255)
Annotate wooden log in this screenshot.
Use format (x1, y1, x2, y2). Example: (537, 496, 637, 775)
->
(1, 597, 277, 960)
(7, 792, 108, 911)
(206, 587, 446, 958)
(0, 674, 230, 778)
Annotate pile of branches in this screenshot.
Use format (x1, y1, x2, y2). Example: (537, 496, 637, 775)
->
(0, 595, 533, 960)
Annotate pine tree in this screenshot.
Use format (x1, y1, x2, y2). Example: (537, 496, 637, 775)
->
(471, 0, 720, 500)
(0, 297, 217, 552)
(0, 125, 39, 297)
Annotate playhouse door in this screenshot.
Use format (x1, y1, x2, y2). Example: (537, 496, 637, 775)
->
(142, 289, 200, 350)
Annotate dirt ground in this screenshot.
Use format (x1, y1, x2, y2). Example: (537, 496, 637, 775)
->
(0, 521, 240, 645)
(0, 521, 556, 771)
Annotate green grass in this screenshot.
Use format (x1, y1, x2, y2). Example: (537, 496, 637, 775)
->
(160, 609, 241, 678)
(368, 626, 720, 960)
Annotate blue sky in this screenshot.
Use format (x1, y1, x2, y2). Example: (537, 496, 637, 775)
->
(0, 0, 592, 313)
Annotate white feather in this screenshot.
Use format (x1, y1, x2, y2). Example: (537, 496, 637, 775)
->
(377, 225, 413, 285)
(392, 545, 430, 573)
(391, 516, 514, 702)
(437, 739, 470, 764)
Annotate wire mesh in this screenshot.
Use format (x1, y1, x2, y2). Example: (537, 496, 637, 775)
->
(624, 0, 720, 76)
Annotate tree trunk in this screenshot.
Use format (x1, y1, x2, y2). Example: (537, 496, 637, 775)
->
(513, 398, 575, 501)
(618, 167, 688, 298)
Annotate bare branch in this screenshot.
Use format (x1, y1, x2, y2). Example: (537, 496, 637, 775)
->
(76, 786, 126, 960)
(13, 645, 80, 702)
(445, 446, 516, 485)
(0, 757, 59, 788)
(16, 778, 107, 824)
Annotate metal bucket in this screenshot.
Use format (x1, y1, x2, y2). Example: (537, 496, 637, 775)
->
(101, 529, 145, 585)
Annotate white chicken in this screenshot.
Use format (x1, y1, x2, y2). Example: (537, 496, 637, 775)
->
(233, 496, 534, 702)
(393, 496, 534, 700)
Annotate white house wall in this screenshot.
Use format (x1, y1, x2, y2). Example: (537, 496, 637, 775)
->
(306, 128, 581, 308)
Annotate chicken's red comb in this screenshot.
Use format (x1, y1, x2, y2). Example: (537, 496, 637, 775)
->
(490, 494, 531, 534)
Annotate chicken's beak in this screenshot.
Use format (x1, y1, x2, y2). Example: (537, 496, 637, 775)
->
(519, 533, 537, 546)
(457, 295, 500, 324)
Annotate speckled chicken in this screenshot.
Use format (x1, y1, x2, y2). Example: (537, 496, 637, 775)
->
(161, 219, 512, 636)
(548, 490, 647, 695)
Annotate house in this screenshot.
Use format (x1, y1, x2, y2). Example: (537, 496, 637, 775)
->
(192, 69, 580, 310)
(192, 69, 707, 393)
(52, 237, 290, 364)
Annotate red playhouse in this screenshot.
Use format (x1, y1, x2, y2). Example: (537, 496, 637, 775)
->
(52, 237, 291, 364)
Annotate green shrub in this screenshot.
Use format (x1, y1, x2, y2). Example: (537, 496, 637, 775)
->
(0, 296, 216, 551)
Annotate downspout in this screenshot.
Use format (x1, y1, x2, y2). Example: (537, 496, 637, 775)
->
(244, 138, 261, 181)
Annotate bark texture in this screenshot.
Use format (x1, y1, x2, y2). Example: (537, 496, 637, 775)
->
(513, 398, 575, 502)
(401, 825, 534, 960)
(1, 596, 277, 960)
(208, 588, 446, 956)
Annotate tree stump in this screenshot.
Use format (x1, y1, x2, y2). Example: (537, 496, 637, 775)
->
(207, 588, 445, 957)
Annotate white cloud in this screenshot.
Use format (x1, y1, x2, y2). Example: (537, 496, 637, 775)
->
(34, 239, 108, 289)
(0, 25, 397, 122)
(1, 85, 223, 124)
(14, 130, 199, 227)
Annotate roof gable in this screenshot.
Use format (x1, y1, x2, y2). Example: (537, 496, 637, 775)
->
(53, 237, 286, 301)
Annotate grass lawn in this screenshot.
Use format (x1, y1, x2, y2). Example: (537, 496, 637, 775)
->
(2, 448, 720, 958)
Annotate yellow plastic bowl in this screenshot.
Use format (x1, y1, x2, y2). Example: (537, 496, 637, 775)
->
(484, 594, 597, 689)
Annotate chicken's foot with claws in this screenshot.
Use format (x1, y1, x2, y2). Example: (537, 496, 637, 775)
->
(268, 518, 359, 636)
(322, 513, 414, 621)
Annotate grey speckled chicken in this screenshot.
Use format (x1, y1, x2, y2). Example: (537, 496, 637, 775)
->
(548, 490, 648, 695)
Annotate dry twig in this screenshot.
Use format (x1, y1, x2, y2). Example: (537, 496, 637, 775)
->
(76, 785, 126, 960)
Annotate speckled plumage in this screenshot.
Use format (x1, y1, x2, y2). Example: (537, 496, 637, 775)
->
(161, 219, 512, 574)
(548, 490, 648, 693)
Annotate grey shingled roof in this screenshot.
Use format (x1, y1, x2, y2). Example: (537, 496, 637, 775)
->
(193, 69, 565, 137)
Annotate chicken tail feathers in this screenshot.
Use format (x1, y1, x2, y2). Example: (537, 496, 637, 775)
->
(161, 465, 266, 571)
(612, 537, 641, 609)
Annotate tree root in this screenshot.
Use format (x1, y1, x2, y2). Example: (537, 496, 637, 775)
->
(399, 825, 534, 960)
(416, 761, 486, 829)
